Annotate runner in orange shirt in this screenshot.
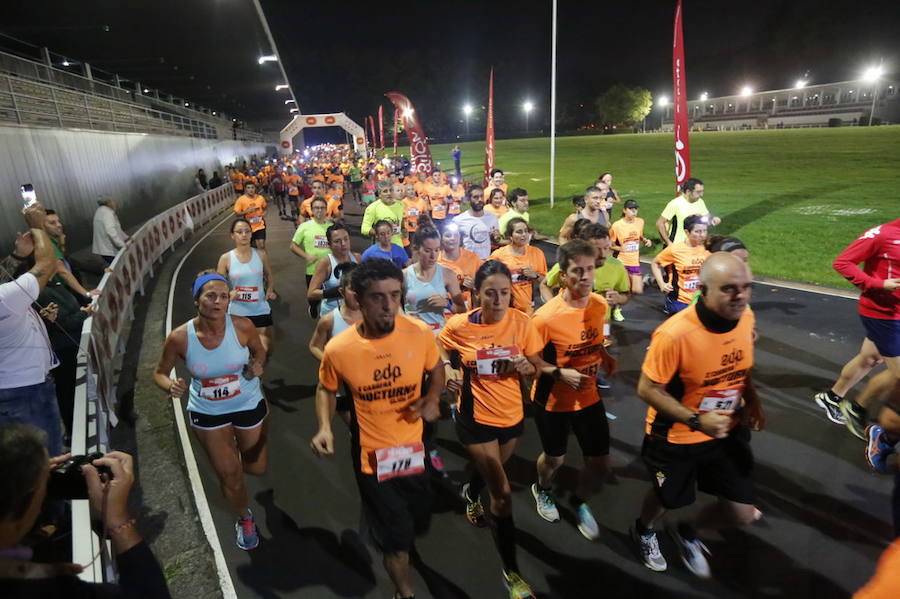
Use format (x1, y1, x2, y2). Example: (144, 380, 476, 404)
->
(489, 218, 547, 314)
(609, 199, 653, 320)
(311, 259, 444, 599)
(530, 239, 616, 541)
(300, 181, 342, 222)
(438, 223, 482, 311)
(233, 182, 268, 250)
(438, 260, 545, 599)
(283, 166, 302, 221)
(230, 168, 246, 196)
(400, 183, 429, 251)
(651, 214, 710, 315)
(448, 175, 466, 218)
(424, 169, 451, 231)
(484, 188, 509, 219)
(632, 252, 762, 578)
(485, 168, 508, 199)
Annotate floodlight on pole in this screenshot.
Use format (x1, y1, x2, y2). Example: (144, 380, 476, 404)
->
(699, 92, 708, 101)
(285, 99, 295, 104)
(275, 84, 289, 91)
(795, 79, 807, 89)
(863, 65, 884, 126)
(523, 101, 534, 133)
(740, 86, 753, 96)
(657, 96, 669, 107)
(257, 55, 277, 65)
(463, 104, 473, 135)
(290, 107, 299, 113)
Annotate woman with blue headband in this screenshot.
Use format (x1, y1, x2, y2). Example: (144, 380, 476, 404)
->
(153, 269, 268, 551)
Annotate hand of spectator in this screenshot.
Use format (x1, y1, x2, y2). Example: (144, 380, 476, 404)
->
(883, 278, 900, 291)
(49, 452, 73, 468)
(87, 289, 101, 297)
(14, 231, 35, 257)
(83, 451, 135, 524)
(40, 302, 59, 322)
(80, 303, 94, 316)
(22, 201, 47, 230)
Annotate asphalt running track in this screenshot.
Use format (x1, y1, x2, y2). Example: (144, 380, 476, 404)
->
(166, 199, 892, 599)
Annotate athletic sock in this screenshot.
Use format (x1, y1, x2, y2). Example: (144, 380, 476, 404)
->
(828, 389, 843, 402)
(490, 514, 518, 574)
(634, 517, 651, 535)
(467, 472, 485, 499)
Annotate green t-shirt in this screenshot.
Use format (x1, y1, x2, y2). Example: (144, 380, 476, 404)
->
(660, 195, 709, 244)
(349, 166, 362, 183)
(291, 219, 333, 275)
(498, 209, 530, 238)
(361, 200, 405, 246)
(546, 256, 630, 294)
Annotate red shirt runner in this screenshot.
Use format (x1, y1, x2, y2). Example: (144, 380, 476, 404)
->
(832, 219, 900, 320)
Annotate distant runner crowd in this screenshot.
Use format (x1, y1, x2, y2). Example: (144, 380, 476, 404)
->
(1, 142, 897, 599)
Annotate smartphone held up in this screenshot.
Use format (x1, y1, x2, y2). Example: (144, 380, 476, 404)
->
(20, 183, 37, 209)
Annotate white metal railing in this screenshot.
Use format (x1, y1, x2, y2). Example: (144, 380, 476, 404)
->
(71, 183, 235, 582)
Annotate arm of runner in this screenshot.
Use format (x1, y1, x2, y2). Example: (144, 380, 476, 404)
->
(539, 364, 591, 390)
(651, 255, 673, 293)
(438, 345, 463, 395)
(832, 228, 893, 292)
(215, 252, 229, 278)
(310, 383, 336, 456)
(637, 373, 732, 439)
(407, 360, 445, 423)
(235, 316, 266, 374)
(655, 215, 672, 246)
(740, 374, 765, 432)
(558, 214, 575, 244)
(360, 205, 375, 237)
(308, 314, 331, 362)
(260, 249, 277, 300)
(444, 268, 467, 313)
(154, 329, 187, 398)
(306, 256, 331, 302)
(289, 239, 313, 262)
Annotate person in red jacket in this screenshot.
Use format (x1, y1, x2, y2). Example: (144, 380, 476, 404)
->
(814, 220, 900, 463)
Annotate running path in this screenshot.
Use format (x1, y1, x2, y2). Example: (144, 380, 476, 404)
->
(166, 200, 889, 598)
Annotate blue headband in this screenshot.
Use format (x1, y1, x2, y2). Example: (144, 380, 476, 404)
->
(192, 274, 229, 299)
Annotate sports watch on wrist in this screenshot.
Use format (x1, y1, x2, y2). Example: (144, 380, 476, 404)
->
(687, 414, 701, 431)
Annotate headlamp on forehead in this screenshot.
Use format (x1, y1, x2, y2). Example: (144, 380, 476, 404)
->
(445, 223, 459, 234)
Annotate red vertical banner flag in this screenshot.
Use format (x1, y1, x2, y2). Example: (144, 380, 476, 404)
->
(672, 0, 691, 189)
(378, 105, 385, 151)
(385, 92, 434, 175)
(393, 108, 399, 156)
(483, 68, 495, 187)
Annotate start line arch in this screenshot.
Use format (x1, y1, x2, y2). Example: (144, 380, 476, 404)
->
(279, 113, 366, 155)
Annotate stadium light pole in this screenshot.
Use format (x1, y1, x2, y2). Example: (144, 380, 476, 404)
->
(863, 65, 884, 126)
(523, 101, 534, 133)
(700, 92, 708, 101)
(740, 86, 753, 96)
(656, 95, 669, 131)
(549, 0, 558, 209)
(252, 0, 300, 113)
(463, 104, 473, 135)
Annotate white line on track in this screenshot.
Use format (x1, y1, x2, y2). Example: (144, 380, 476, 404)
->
(165, 211, 237, 599)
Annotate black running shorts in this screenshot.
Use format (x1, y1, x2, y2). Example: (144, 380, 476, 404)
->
(641, 426, 755, 510)
(246, 313, 273, 328)
(251, 228, 267, 242)
(188, 398, 268, 431)
(534, 400, 609, 458)
(454, 412, 524, 446)
(354, 470, 431, 553)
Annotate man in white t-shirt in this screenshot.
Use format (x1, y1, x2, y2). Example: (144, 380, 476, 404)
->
(451, 185, 500, 260)
(92, 196, 129, 265)
(0, 202, 63, 456)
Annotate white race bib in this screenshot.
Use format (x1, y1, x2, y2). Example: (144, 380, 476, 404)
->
(375, 442, 426, 482)
(313, 235, 329, 249)
(408, 208, 419, 217)
(624, 241, 640, 252)
(475, 345, 521, 380)
(392, 223, 401, 235)
(698, 388, 741, 412)
(683, 276, 700, 291)
(249, 216, 262, 224)
(199, 375, 241, 401)
(234, 286, 259, 302)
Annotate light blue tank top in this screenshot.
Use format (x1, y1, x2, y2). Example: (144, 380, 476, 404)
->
(226, 249, 270, 318)
(331, 306, 351, 338)
(403, 263, 447, 334)
(186, 317, 263, 415)
(320, 253, 359, 316)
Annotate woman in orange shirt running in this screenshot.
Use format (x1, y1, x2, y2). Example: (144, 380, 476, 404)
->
(438, 223, 482, 311)
(609, 200, 653, 319)
(489, 218, 547, 314)
(439, 260, 545, 599)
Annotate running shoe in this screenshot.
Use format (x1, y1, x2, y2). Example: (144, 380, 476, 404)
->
(460, 483, 487, 527)
(575, 503, 600, 540)
(502, 570, 536, 599)
(841, 399, 869, 440)
(530, 484, 560, 523)
(428, 449, 448, 478)
(814, 391, 847, 425)
(670, 526, 711, 579)
(630, 523, 667, 571)
(612, 306, 625, 322)
(595, 374, 611, 390)
(866, 425, 896, 474)
(235, 509, 259, 550)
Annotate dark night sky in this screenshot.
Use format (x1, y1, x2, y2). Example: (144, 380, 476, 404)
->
(3, 0, 898, 140)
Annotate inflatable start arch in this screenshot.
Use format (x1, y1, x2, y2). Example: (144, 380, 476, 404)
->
(279, 113, 366, 155)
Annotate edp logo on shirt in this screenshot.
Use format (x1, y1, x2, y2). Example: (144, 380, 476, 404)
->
(374, 363, 403, 383)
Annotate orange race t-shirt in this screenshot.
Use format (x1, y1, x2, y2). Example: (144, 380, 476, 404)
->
(642, 304, 755, 444)
(439, 308, 542, 428)
(485, 183, 508, 198)
(448, 186, 465, 215)
(531, 293, 609, 412)
(438, 248, 482, 310)
(319, 315, 439, 475)
(488, 245, 548, 314)
(610, 217, 645, 268)
(230, 171, 246, 191)
(402, 197, 429, 233)
(300, 196, 342, 219)
(855, 539, 900, 599)
(424, 183, 451, 221)
(284, 173, 302, 197)
(233, 194, 267, 232)
(655, 242, 711, 304)
(484, 203, 509, 218)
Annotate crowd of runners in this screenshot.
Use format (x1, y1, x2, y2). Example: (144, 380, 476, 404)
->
(150, 144, 899, 599)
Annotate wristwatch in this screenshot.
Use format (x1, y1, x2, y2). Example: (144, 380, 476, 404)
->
(551, 367, 561, 380)
(687, 414, 701, 431)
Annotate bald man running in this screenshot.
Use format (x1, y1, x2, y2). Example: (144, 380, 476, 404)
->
(631, 252, 764, 579)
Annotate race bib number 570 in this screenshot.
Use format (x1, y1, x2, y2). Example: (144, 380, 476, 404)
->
(698, 388, 741, 412)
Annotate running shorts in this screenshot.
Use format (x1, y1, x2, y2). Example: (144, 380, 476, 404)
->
(454, 411, 524, 446)
(641, 426, 755, 510)
(251, 228, 267, 242)
(665, 296, 689, 315)
(625, 265, 641, 276)
(188, 398, 268, 430)
(354, 470, 432, 553)
(246, 313, 273, 328)
(534, 400, 609, 457)
(861, 315, 900, 358)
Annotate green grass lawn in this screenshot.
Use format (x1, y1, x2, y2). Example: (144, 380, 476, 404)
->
(422, 127, 900, 288)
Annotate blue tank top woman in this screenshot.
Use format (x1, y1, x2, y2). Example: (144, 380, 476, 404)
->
(226, 249, 270, 318)
(403, 263, 449, 334)
(320, 253, 359, 316)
